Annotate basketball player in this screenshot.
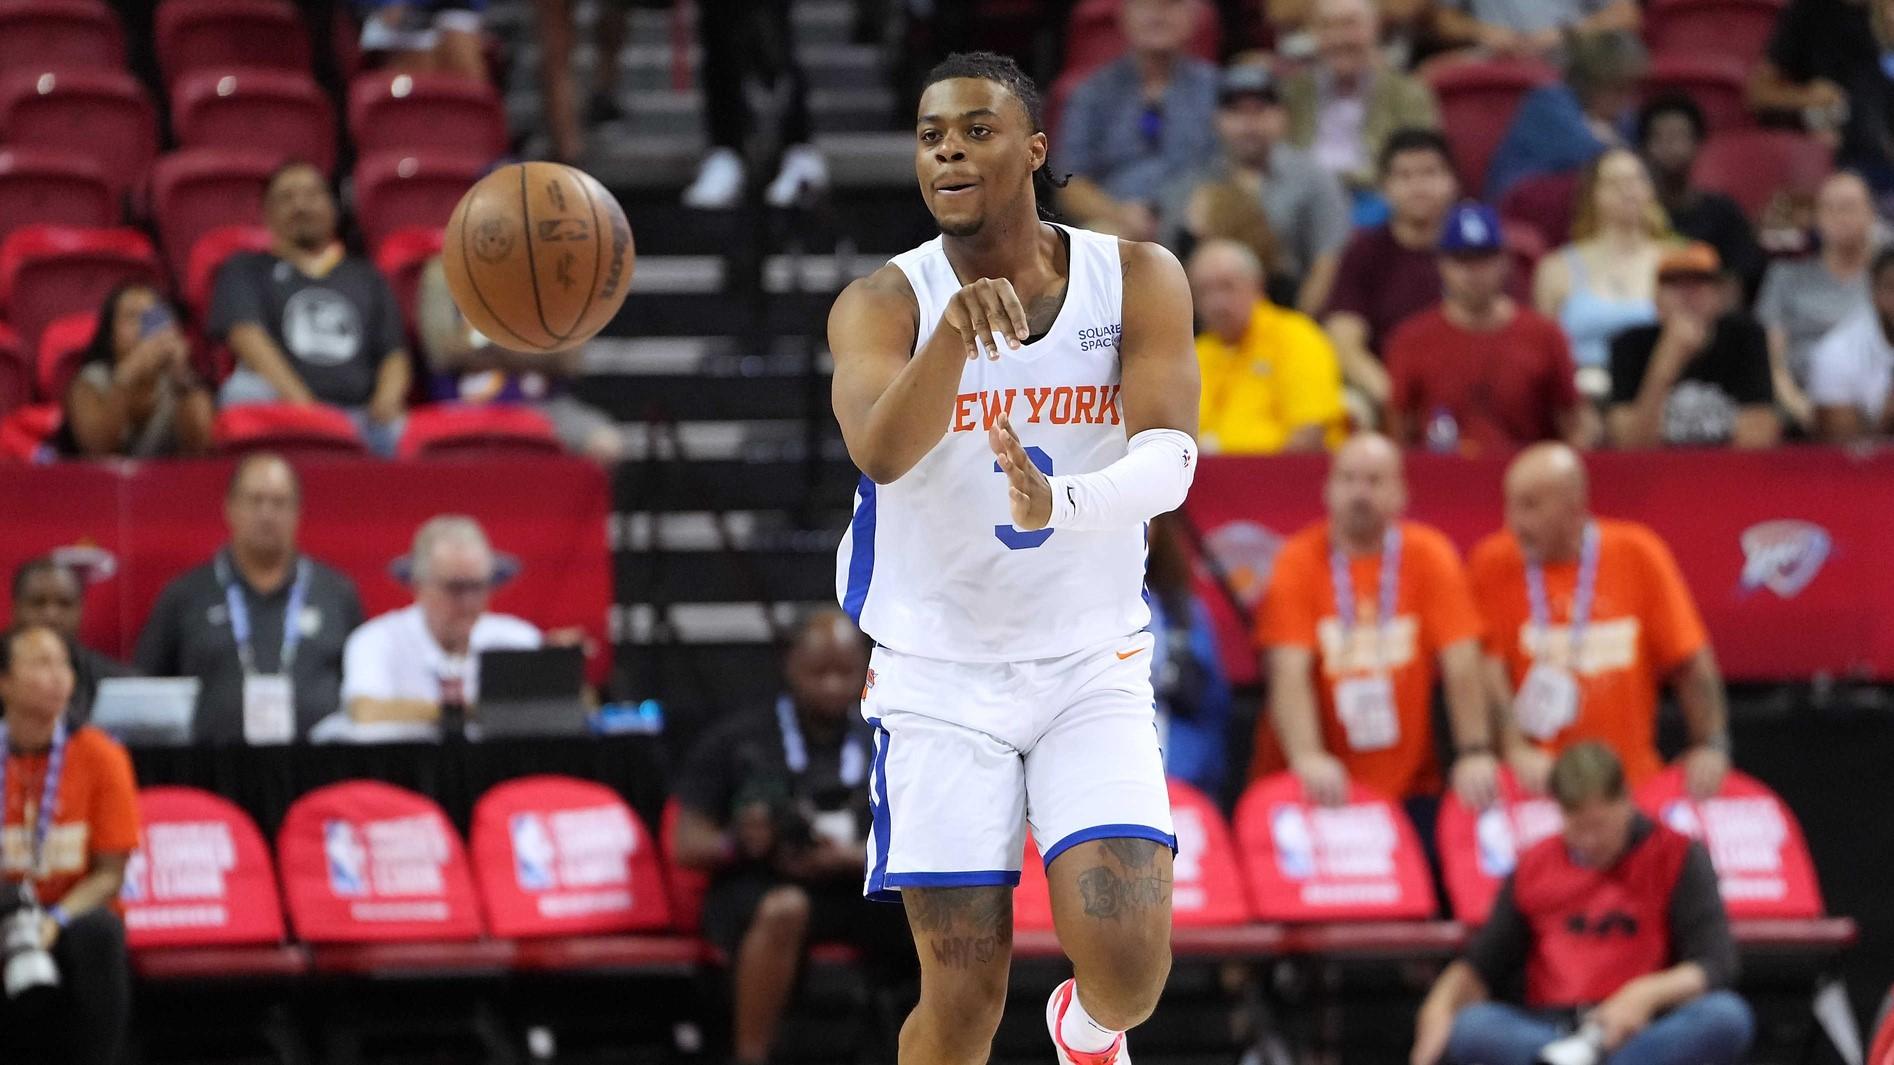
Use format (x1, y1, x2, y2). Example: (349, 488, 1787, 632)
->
(829, 52, 1200, 1065)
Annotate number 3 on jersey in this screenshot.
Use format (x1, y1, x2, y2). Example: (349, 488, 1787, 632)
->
(993, 447, 1053, 550)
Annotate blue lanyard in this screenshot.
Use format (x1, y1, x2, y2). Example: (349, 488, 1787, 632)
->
(775, 696, 866, 788)
(1526, 522, 1600, 669)
(218, 555, 310, 675)
(1330, 524, 1402, 671)
(0, 719, 69, 886)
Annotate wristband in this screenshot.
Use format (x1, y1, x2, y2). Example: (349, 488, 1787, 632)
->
(47, 904, 70, 929)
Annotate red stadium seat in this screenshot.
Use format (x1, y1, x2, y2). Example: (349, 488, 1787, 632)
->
(0, 402, 61, 460)
(0, 69, 157, 200)
(348, 72, 508, 162)
(1435, 768, 1565, 924)
(35, 310, 93, 401)
(146, 149, 279, 283)
(1499, 170, 1580, 249)
(352, 151, 487, 253)
(123, 786, 289, 949)
(398, 405, 563, 460)
(1692, 128, 1833, 223)
(212, 403, 366, 455)
(1426, 59, 1559, 193)
(373, 225, 445, 335)
(1233, 772, 1437, 921)
(0, 147, 116, 246)
(659, 798, 709, 934)
(0, 0, 125, 75)
(470, 775, 673, 939)
(183, 224, 271, 322)
(1061, 0, 1221, 81)
(275, 780, 485, 943)
(0, 224, 162, 355)
(154, 0, 312, 89)
(1644, 0, 1781, 69)
(1636, 767, 1827, 919)
(0, 322, 27, 415)
(170, 68, 336, 177)
(1640, 55, 1752, 133)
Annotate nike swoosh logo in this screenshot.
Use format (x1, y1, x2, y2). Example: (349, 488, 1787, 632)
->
(1116, 647, 1146, 660)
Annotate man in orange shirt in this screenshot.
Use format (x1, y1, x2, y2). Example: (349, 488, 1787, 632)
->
(1256, 433, 1499, 818)
(0, 623, 140, 1065)
(1469, 443, 1730, 798)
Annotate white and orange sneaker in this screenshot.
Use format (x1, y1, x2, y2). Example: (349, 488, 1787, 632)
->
(1046, 979, 1130, 1065)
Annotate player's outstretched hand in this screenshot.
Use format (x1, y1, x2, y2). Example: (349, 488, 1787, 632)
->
(989, 413, 1052, 531)
(943, 277, 1030, 361)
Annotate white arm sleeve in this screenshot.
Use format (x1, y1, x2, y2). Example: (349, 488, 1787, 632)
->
(1046, 427, 1197, 530)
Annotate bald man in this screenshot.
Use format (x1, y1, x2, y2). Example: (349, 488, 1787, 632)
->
(671, 611, 915, 1065)
(1255, 433, 1497, 816)
(1468, 444, 1730, 798)
(1189, 240, 1346, 455)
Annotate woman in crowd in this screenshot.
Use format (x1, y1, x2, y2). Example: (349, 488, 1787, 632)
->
(60, 284, 214, 459)
(1533, 148, 1670, 378)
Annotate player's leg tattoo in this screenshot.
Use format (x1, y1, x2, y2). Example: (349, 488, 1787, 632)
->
(1076, 839, 1173, 920)
(906, 886, 1013, 969)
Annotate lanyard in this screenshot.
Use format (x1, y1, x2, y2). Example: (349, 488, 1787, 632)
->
(1526, 522, 1600, 670)
(218, 554, 311, 675)
(775, 695, 866, 788)
(0, 719, 69, 886)
(1330, 524, 1402, 672)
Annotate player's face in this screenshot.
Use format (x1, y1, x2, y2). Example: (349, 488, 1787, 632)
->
(14, 567, 83, 640)
(1560, 796, 1636, 868)
(916, 78, 1046, 238)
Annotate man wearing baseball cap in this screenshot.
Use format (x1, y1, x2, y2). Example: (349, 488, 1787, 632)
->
(1607, 242, 1780, 449)
(1385, 203, 1591, 455)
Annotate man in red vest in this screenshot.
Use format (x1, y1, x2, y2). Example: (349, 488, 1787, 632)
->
(1411, 743, 1752, 1065)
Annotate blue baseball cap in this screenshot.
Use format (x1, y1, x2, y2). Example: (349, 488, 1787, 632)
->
(1438, 202, 1505, 255)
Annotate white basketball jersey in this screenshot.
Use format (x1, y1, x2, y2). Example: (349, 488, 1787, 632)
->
(835, 224, 1149, 663)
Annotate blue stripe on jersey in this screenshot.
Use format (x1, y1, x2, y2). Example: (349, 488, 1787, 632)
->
(842, 476, 877, 622)
(865, 717, 894, 901)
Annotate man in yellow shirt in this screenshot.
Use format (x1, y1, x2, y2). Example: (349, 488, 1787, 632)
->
(1188, 239, 1347, 453)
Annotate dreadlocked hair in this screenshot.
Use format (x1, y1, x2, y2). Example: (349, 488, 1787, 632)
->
(922, 51, 1068, 219)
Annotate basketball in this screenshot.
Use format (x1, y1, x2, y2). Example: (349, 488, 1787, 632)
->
(441, 161, 635, 354)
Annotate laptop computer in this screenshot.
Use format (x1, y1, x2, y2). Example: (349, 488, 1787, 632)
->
(90, 677, 200, 746)
(477, 647, 589, 738)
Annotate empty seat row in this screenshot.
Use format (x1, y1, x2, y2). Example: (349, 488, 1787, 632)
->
(0, 0, 310, 89)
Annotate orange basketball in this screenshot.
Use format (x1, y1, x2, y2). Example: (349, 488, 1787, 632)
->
(441, 161, 634, 354)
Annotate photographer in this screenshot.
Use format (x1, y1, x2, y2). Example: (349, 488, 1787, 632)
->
(1410, 743, 1750, 1065)
(0, 624, 140, 1065)
(671, 611, 913, 1065)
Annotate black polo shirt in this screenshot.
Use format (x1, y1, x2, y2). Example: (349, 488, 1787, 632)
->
(133, 550, 363, 743)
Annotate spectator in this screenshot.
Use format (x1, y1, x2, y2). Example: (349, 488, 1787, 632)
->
(1637, 95, 1765, 300)
(7, 559, 127, 725)
(1484, 32, 1648, 203)
(533, 0, 629, 163)
(1758, 171, 1880, 427)
(670, 611, 913, 1065)
(1533, 148, 1666, 375)
(355, 1, 486, 80)
(1469, 443, 1731, 797)
(0, 623, 138, 1065)
(1608, 243, 1779, 449)
(1147, 513, 1234, 798)
(57, 283, 213, 459)
(1281, 0, 1441, 194)
(135, 454, 363, 744)
(210, 161, 412, 457)
(682, 0, 828, 209)
(1432, 0, 1638, 63)
(1411, 743, 1751, 1065)
(1747, 0, 1891, 193)
(323, 516, 540, 743)
(1387, 204, 1591, 454)
(414, 256, 623, 464)
(1189, 240, 1346, 454)
(1808, 245, 1894, 441)
(1157, 64, 1354, 312)
(1256, 433, 1497, 827)
(1056, 0, 1220, 239)
(1323, 128, 1460, 409)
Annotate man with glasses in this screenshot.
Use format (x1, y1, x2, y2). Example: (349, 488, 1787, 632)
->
(321, 515, 541, 743)
(136, 453, 364, 744)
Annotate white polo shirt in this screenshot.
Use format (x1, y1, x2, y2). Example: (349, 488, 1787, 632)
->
(318, 604, 541, 744)
(1808, 306, 1894, 425)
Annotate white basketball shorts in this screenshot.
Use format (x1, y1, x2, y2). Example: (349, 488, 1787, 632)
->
(860, 628, 1176, 901)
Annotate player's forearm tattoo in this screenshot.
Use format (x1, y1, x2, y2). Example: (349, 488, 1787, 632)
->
(1078, 839, 1171, 920)
(906, 887, 1012, 970)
